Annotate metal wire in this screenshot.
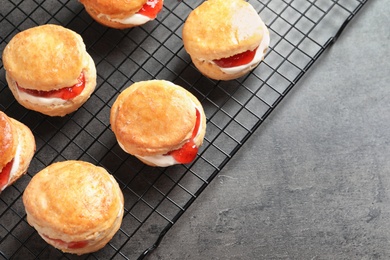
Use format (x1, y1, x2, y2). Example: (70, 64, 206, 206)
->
(0, 0, 368, 259)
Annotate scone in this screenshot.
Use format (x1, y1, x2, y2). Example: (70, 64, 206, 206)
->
(23, 161, 124, 255)
(2, 24, 97, 117)
(182, 0, 270, 81)
(110, 80, 206, 167)
(79, 0, 164, 29)
(0, 111, 35, 192)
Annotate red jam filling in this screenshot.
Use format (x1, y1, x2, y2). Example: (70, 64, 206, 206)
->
(0, 160, 13, 190)
(213, 47, 258, 68)
(167, 108, 201, 164)
(17, 72, 85, 100)
(137, 0, 163, 19)
(43, 234, 88, 249)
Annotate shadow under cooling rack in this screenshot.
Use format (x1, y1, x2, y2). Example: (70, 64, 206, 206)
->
(0, 0, 367, 259)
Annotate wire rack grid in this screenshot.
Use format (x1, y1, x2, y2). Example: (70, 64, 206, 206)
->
(0, 0, 367, 259)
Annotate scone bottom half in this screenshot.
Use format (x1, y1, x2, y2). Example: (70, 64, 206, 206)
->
(182, 0, 270, 80)
(22, 160, 124, 255)
(110, 80, 207, 167)
(2, 24, 97, 117)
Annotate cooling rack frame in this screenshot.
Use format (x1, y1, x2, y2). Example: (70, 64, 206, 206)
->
(0, 0, 368, 259)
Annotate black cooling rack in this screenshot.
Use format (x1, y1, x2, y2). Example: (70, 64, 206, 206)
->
(0, 0, 367, 259)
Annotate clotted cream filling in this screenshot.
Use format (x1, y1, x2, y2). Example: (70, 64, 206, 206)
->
(197, 21, 270, 75)
(97, 13, 151, 26)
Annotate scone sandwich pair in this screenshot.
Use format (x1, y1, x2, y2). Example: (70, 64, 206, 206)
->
(111, 80, 207, 167)
(23, 160, 124, 255)
(183, 0, 270, 80)
(79, 0, 164, 29)
(2, 24, 97, 117)
(0, 111, 35, 192)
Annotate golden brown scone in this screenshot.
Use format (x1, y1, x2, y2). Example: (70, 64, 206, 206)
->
(23, 160, 124, 255)
(0, 111, 35, 192)
(182, 0, 270, 80)
(110, 80, 206, 167)
(2, 24, 97, 117)
(79, 0, 164, 29)
(0, 112, 17, 171)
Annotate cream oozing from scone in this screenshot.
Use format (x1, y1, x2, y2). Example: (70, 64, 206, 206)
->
(97, 13, 151, 26)
(15, 88, 66, 106)
(1, 135, 22, 191)
(136, 152, 177, 167)
(199, 21, 270, 75)
(119, 102, 203, 167)
(11, 71, 86, 106)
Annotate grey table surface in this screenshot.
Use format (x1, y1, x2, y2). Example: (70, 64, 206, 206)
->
(147, 0, 390, 259)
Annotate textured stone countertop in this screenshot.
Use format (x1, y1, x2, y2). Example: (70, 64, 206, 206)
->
(149, 0, 390, 259)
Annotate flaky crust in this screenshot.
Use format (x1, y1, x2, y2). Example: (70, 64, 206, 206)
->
(110, 80, 206, 157)
(6, 54, 97, 117)
(0, 111, 17, 169)
(7, 118, 36, 187)
(183, 0, 266, 61)
(3, 24, 89, 91)
(23, 160, 124, 255)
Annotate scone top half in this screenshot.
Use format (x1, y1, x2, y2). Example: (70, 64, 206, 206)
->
(110, 80, 207, 166)
(3, 24, 88, 91)
(23, 161, 124, 255)
(183, 0, 267, 60)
